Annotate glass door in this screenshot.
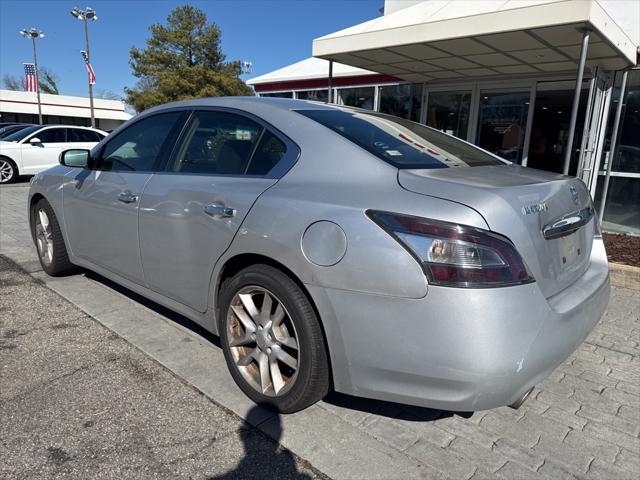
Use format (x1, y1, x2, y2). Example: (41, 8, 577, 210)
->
(476, 91, 531, 164)
(425, 91, 472, 140)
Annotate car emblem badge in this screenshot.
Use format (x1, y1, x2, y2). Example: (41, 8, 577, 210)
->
(522, 202, 548, 215)
(569, 185, 580, 205)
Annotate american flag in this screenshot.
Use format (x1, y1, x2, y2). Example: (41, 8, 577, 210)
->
(23, 63, 38, 92)
(81, 50, 96, 84)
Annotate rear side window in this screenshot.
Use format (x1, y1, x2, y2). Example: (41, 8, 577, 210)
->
(35, 128, 67, 143)
(171, 111, 262, 175)
(68, 128, 102, 142)
(100, 112, 181, 172)
(297, 109, 503, 169)
(246, 131, 287, 175)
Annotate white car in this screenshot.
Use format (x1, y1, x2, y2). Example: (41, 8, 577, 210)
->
(0, 125, 107, 183)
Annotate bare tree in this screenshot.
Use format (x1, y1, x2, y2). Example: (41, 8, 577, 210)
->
(2, 68, 59, 94)
(95, 89, 122, 100)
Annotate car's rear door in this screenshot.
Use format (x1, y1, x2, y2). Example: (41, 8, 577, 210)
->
(138, 108, 296, 313)
(63, 111, 185, 284)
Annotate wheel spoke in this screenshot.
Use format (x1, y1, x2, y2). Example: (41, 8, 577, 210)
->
(279, 335, 298, 350)
(231, 305, 256, 334)
(276, 348, 298, 370)
(260, 293, 272, 322)
(269, 357, 285, 394)
(239, 293, 260, 320)
(272, 303, 285, 326)
(38, 210, 49, 231)
(257, 351, 270, 393)
(229, 333, 254, 348)
(236, 348, 257, 367)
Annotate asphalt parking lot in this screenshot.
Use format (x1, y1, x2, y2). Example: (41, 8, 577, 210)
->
(1, 180, 639, 480)
(0, 256, 325, 480)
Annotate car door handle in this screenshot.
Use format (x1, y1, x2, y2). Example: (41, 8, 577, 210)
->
(117, 191, 138, 204)
(204, 203, 234, 218)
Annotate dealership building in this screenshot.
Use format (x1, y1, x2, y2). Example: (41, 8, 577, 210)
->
(0, 89, 131, 131)
(248, 0, 640, 234)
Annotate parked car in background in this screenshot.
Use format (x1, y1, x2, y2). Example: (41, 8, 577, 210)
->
(0, 125, 107, 183)
(28, 97, 609, 413)
(0, 124, 34, 140)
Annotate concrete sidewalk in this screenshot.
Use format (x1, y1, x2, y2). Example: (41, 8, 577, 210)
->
(2, 181, 639, 480)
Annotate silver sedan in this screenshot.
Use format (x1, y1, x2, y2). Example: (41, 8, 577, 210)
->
(28, 97, 610, 413)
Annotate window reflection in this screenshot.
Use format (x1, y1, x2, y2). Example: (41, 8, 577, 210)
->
(476, 92, 530, 163)
(379, 84, 422, 122)
(426, 92, 471, 139)
(337, 87, 375, 110)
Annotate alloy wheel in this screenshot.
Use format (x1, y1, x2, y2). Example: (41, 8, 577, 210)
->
(35, 208, 54, 267)
(0, 160, 14, 183)
(226, 286, 300, 397)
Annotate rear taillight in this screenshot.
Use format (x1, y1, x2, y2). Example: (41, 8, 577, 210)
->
(367, 210, 534, 288)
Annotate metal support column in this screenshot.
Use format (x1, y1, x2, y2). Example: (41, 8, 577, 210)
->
(598, 70, 628, 223)
(563, 29, 590, 175)
(31, 37, 43, 125)
(327, 60, 333, 104)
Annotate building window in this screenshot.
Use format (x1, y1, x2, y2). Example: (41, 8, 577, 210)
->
(260, 91, 293, 98)
(297, 89, 328, 102)
(476, 91, 530, 164)
(596, 69, 640, 234)
(379, 83, 422, 122)
(426, 91, 471, 139)
(337, 86, 374, 110)
(527, 85, 587, 175)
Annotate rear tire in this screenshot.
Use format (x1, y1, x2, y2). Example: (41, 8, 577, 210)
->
(31, 198, 76, 276)
(218, 264, 330, 413)
(0, 157, 17, 184)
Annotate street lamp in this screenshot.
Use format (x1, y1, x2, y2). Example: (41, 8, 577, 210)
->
(19, 28, 45, 125)
(71, 6, 98, 128)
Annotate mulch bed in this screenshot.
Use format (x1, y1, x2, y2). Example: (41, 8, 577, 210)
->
(603, 233, 640, 268)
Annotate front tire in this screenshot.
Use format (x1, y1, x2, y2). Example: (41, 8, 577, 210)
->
(218, 264, 330, 413)
(31, 198, 75, 276)
(0, 157, 17, 184)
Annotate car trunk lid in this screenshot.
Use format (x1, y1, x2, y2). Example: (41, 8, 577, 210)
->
(398, 164, 596, 298)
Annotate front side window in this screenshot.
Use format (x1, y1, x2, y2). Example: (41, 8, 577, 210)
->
(297, 108, 504, 169)
(100, 112, 181, 172)
(35, 128, 67, 143)
(171, 111, 263, 175)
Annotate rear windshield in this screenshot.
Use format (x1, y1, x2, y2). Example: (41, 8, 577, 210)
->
(296, 108, 504, 169)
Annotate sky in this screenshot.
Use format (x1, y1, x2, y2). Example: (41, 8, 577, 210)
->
(0, 0, 381, 99)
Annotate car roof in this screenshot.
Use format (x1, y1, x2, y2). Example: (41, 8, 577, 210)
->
(143, 96, 340, 115)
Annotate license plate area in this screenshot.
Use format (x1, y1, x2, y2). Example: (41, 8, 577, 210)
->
(557, 230, 585, 269)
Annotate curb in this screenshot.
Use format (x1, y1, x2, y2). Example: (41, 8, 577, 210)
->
(609, 262, 640, 290)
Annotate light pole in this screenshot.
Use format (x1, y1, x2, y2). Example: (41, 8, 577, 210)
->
(71, 6, 98, 128)
(20, 28, 45, 125)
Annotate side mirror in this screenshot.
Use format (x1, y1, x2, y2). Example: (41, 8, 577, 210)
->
(29, 137, 42, 144)
(60, 149, 90, 168)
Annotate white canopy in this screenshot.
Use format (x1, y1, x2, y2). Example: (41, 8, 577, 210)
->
(313, 0, 637, 82)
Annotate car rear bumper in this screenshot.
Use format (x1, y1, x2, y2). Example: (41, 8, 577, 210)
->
(308, 239, 610, 412)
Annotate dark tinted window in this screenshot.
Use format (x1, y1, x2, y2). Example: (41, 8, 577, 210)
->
(100, 112, 181, 172)
(36, 128, 67, 143)
(68, 128, 103, 142)
(171, 111, 262, 175)
(246, 131, 287, 175)
(3, 125, 40, 142)
(297, 109, 504, 169)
